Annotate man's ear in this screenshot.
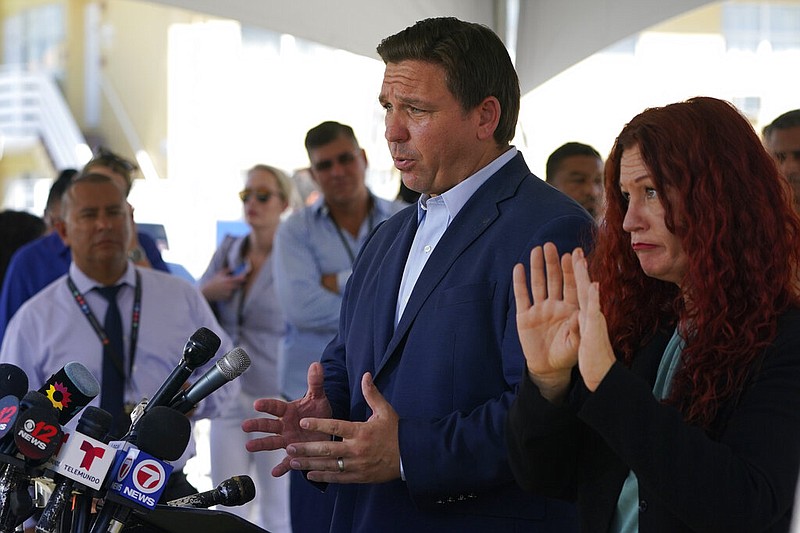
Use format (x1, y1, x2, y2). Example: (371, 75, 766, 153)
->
(55, 218, 69, 246)
(476, 96, 501, 142)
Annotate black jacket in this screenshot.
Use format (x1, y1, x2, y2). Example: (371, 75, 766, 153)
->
(506, 308, 800, 532)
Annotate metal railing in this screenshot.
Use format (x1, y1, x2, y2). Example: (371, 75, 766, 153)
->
(0, 66, 88, 169)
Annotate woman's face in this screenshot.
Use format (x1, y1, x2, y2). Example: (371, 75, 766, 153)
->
(619, 145, 688, 287)
(242, 168, 287, 229)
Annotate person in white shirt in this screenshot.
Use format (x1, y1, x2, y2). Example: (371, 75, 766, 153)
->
(0, 172, 236, 500)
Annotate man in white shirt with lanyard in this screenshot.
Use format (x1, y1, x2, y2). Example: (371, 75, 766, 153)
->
(273, 121, 406, 532)
(0, 172, 236, 500)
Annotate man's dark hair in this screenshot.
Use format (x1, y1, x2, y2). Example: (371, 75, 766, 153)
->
(305, 121, 360, 152)
(0, 210, 45, 283)
(376, 17, 520, 146)
(763, 109, 800, 139)
(545, 142, 602, 183)
(45, 169, 78, 212)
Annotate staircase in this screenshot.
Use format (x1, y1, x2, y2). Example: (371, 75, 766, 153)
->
(0, 66, 89, 169)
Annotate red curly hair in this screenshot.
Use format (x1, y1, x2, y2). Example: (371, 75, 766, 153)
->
(590, 97, 800, 427)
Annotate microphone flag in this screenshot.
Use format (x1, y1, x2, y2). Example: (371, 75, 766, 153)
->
(51, 432, 116, 491)
(105, 447, 173, 510)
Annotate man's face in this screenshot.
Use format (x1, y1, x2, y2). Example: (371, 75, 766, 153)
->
(308, 135, 368, 209)
(58, 181, 132, 276)
(550, 155, 604, 217)
(380, 60, 486, 196)
(766, 126, 800, 211)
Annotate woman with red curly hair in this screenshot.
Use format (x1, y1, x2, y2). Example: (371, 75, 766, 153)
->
(506, 97, 800, 532)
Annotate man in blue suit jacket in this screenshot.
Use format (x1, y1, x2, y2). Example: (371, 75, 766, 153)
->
(244, 17, 594, 532)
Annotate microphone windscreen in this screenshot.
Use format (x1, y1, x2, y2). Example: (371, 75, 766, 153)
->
(217, 347, 251, 380)
(76, 406, 113, 442)
(222, 475, 256, 506)
(0, 363, 28, 400)
(20, 390, 53, 410)
(13, 404, 63, 461)
(39, 361, 100, 425)
(183, 327, 221, 368)
(136, 406, 191, 461)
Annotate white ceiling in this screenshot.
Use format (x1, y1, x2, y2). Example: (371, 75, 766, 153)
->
(141, 0, 713, 94)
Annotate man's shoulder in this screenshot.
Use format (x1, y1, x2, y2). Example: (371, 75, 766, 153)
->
(138, 266, 198, 294)
(10, 273, 70, 323)
(286, 203, 319, 222)
(278, 203, 324, 236)
(10, 232, 67, 266)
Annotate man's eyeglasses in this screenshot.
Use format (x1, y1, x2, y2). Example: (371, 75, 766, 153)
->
(239, 189, 278, 203)
(311, 151, 358, 172)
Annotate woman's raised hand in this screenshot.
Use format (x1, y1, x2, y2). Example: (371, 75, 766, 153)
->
(571, 248, 616, 392)
(513, 243, 581, 402)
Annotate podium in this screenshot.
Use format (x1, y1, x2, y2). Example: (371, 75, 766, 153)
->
(127, 505, 270, 533)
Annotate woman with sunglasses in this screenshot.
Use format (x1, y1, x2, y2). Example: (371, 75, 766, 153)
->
(199, 164, 294, 533)
(506, 97, 800, 532)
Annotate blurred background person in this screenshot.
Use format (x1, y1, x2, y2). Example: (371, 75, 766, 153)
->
(545, 141, 604, 219)
(43, 169, 79, 232)
(0, 172, 236, 499)
(200, 164, 293, 533)
(763, 109, 800, 212)
(0, 169, 75, 341)
(0, 209, 45, 285)
(84, 147, 169, 271)
(272, 121, 406, 532)
(507, 97, 800, 532)
(0, 150, 169, 343)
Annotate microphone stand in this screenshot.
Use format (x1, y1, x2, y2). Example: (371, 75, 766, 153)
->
(70, 491, 92, 533)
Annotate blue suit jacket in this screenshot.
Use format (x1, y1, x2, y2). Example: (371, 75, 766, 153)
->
(321, 153, 594, 532)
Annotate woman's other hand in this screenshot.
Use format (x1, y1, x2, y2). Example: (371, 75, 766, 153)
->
(571, 248, 616, 392)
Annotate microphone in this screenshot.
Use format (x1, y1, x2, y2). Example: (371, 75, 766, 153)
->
(144, 327, 220, 411)
(90, 406, 191, 533)
(0, 364, 28, 401)
(38, 362, 100, 426)
(0, 364, 29, 446)
(11, 405, 63, 464)
(168, 347, 250, 414)
(0, 392, 53, 457)
(0, 397, 63, 531)
(166, 475, 255, 508)
(36, 407, 114, 533)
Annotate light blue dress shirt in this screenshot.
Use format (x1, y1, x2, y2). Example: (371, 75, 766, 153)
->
(273, 193, 407, 400)
(395, 147, 518, 325)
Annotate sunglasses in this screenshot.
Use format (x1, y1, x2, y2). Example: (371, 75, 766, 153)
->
(239, 189, 278, 203)
(311, 151, 358, 172)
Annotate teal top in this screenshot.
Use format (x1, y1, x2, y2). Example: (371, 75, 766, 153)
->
(610, 328, 685, 532)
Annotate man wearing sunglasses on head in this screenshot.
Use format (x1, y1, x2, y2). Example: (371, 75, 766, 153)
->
(272, 121, 406, 532)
